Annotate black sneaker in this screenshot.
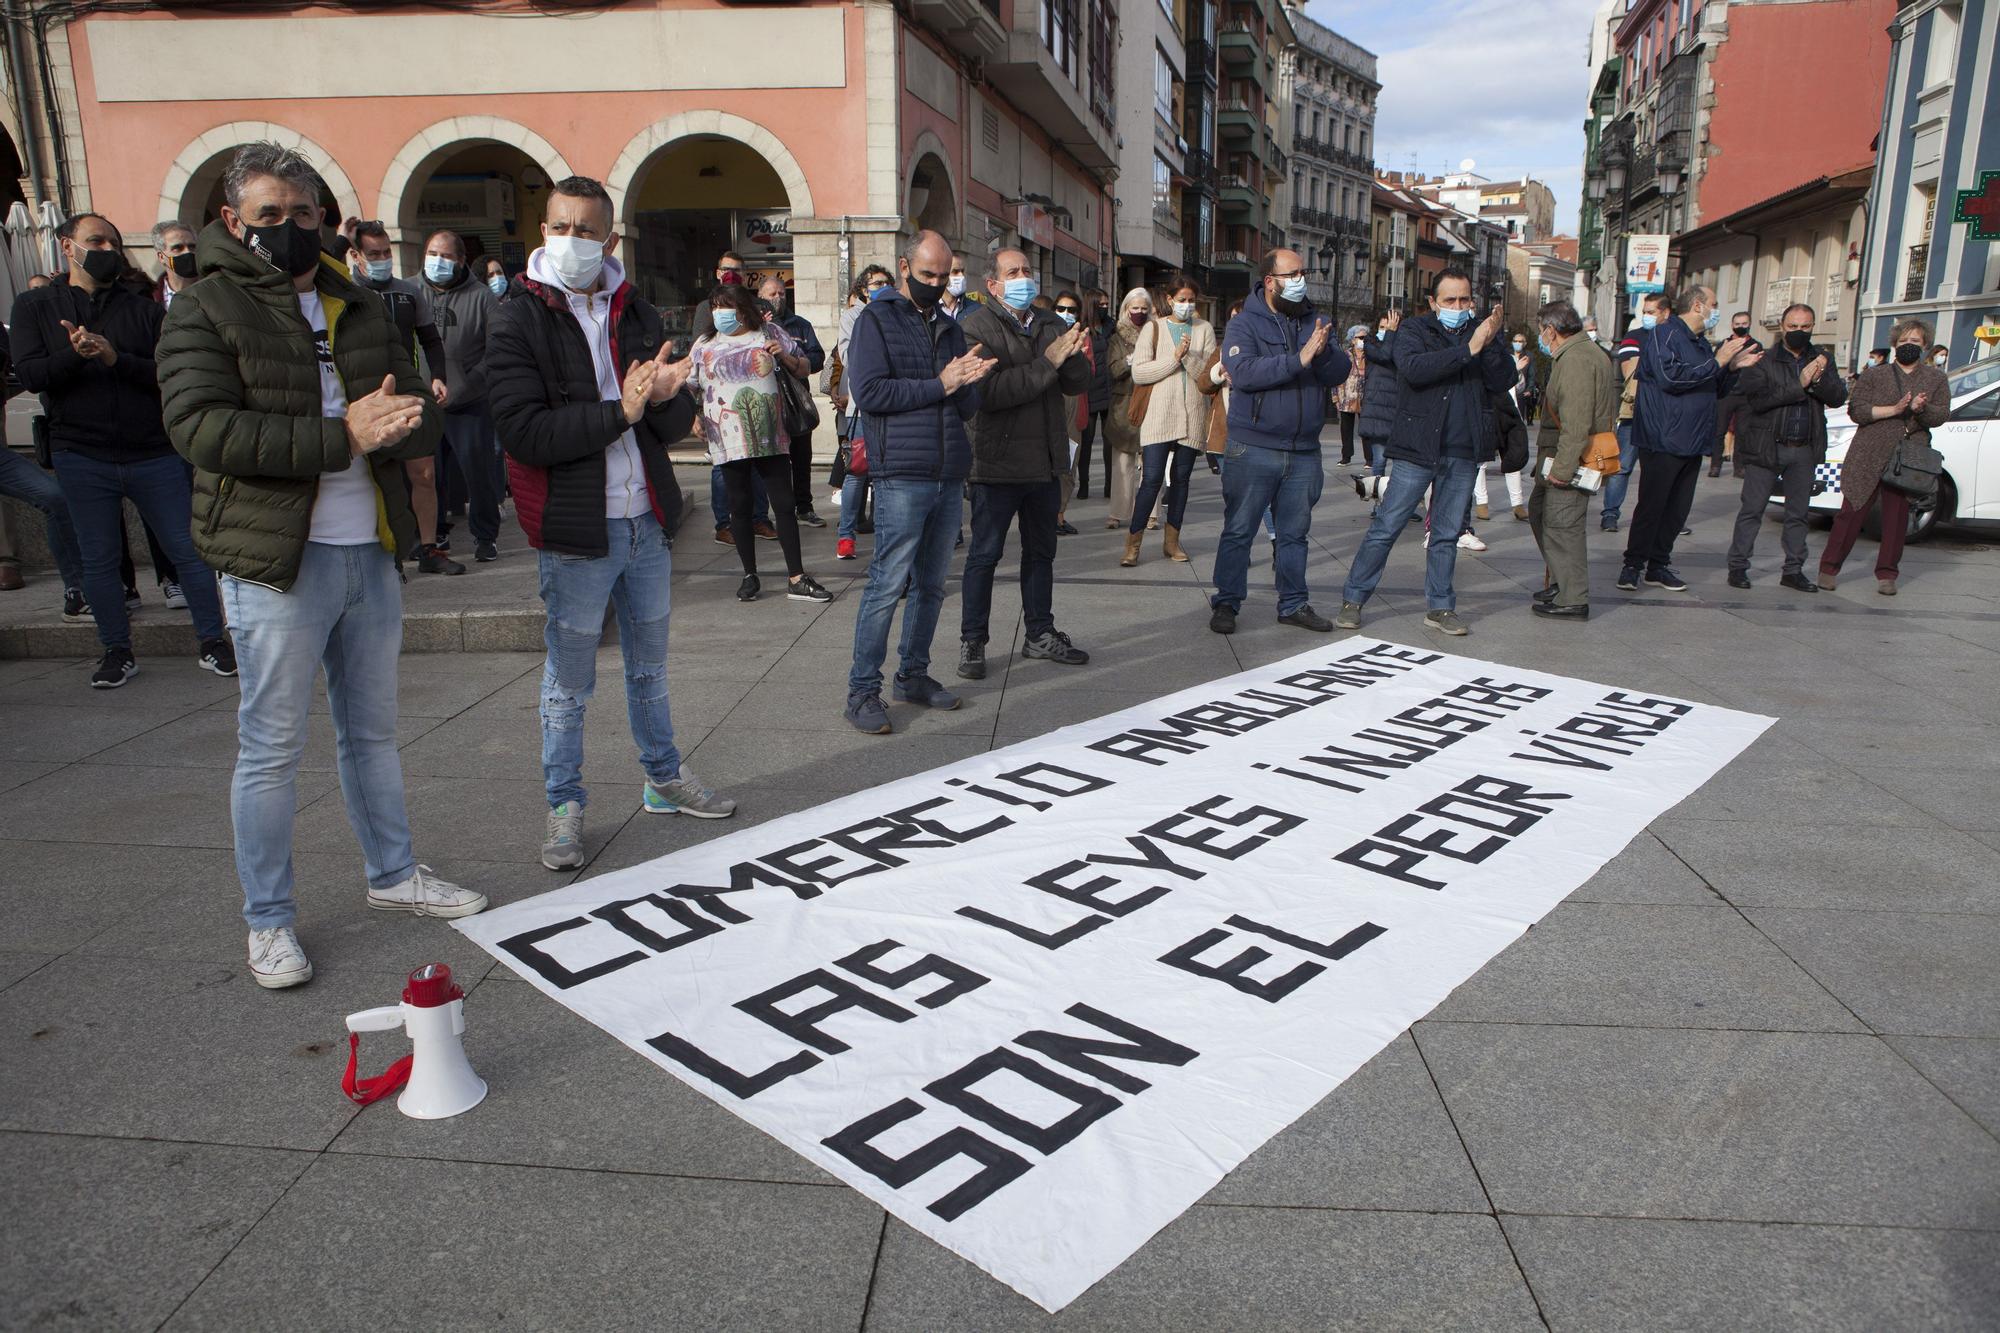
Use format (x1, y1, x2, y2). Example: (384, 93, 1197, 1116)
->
(736, 574, 761, 602)
(1209, 604, 1237, 635)
(474, 540, 499, 563)
(123, 586, 142, 613)
(1645, 566, 1688, 592)
(198, 637, 237, 677)
(1056, 519, 1079, 536)
(1022, 628, 1089, 665)
(957, 639, 987, 680)
(1727, 570, 1752, 590)
(1278, 605, 1334, 632)
(1779, 571, 1819, 594)
(786, 573, 833, 602)
(418, 545, 466, 575)
(91, 646, 137, 689)
(62, 588, 90, 623)
(1615, 566, 1641, 591)
(797, 508, 828, 529)
(1601, 517, 1620, 532)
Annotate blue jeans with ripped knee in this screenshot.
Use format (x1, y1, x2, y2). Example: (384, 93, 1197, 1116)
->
(536, 514, 682, 811)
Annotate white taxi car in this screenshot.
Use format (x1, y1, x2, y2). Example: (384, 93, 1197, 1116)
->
(1807, 358, 2000, 540)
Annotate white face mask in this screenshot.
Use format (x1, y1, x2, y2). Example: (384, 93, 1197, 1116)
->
(1173, 301, 1195, 321)
(543, 234, 605, 291)
(947, 273, 966, 296)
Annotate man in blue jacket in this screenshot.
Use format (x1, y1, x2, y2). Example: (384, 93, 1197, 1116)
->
(1337, 269, 1514, 637)
(1208, 249, 1352, 634)
(1618, 284, 1760, 591)
(841, 229, 993, 735)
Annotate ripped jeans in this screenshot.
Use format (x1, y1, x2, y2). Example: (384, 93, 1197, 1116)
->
(536, 514, 682, 810)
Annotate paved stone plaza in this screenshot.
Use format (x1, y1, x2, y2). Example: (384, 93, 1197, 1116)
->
(3, 456, 1997, 1330)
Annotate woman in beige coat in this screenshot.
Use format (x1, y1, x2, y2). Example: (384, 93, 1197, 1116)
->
(1103, 288, 1151, 529)
(1123, 277, 1216, 565)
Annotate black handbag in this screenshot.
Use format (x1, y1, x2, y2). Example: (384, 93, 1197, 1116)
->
(778, 368, 820, 441)
(1881, 432, 1944, 502)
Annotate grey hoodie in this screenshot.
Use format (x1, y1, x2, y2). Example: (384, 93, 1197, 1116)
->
(422, 266, 498, 415)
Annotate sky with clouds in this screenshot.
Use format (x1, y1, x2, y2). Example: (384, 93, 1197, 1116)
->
(1301, 0, 1605, 235)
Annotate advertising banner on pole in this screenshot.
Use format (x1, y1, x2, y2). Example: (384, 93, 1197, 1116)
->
(1625, 234, 1670, 294)
(458, 644, 1770, 1311)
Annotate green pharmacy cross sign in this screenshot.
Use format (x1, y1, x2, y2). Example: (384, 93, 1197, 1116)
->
(1954, 171, 2000, 243)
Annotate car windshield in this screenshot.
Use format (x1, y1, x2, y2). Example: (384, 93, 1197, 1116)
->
(1946, 359, 2000, 399)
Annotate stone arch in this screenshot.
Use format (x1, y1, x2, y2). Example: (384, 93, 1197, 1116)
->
(158, 121, 362, 228)
(605, 111, 813, 225)
(375, 116, 575, 244)
(903, 130, 961, 250)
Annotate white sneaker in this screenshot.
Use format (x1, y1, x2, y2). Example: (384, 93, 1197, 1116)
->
(247, 926, 313, 989)
(1457, 531, 1489, 552)
(367, 865, 489, 918)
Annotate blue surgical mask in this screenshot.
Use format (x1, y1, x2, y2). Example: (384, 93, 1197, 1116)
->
(1280, 275, 1307, 303)
(487, 274, 507, 297)
(423, 255, 457, 284)
(1055, 309, 1077, 327)
(1703, 306, 1722, 331)
(362, 258, 393, 283)
(1376, 328, 1387, 341)
(1640, 313, 1659, 330)
(1438, 307, 1473, 330)
(713, 308, 741, 335)
(1002, 276, 1039, 309)
(1537, 335, 1552, 357)
(867, 284, 894, 302)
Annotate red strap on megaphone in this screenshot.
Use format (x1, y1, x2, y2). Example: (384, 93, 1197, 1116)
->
(343, 1031, 413, 1106)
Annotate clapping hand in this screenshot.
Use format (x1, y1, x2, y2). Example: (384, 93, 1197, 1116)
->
(620, 358, 659, 424)
(60, 320, 115, 367)
(346, 374, 427, 456)
(1298, 319, 1331, 367)
(940, 347, 995, 393)
(1467, 306, 1504, 353)
(1800, 355, 1827, 388)
(1911, 391, 1930, 414)
(1044, 325, 1085, 367)
(650, 339, 692, 401)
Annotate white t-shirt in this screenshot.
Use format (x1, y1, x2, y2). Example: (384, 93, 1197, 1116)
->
(300, 289, 379, 545)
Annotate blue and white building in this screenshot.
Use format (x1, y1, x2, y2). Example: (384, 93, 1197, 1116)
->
(1855, 0, 2000, 365)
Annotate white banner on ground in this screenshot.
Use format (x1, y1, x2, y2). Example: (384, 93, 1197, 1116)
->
(458, 643, 1771, 1311)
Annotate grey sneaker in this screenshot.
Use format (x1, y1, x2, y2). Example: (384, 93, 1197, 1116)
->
(845, 690, 892, 735)
(895, 672, 962, 710)
(1424, 609, 1470, 637)
(1335, 601, 1363, 630)
(643, 771, 737, 819)
(542, 801, 585, 870)
(247, 926, 312, 989)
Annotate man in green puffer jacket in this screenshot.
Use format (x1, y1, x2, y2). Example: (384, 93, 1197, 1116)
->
(156, 141, 488, 993)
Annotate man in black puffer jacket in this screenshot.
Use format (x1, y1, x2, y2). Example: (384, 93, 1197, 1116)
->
(486, 175, 733, 874)
(1353, 310, 1403, 506)
(955, 248, 1093, 681)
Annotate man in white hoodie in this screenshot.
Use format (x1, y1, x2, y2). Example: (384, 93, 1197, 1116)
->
(486, 176, 737, 873)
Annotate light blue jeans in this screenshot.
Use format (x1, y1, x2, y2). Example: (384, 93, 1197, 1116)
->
(1344, 456, 1480, 612)
(537, 514, 681, 810)
(224, 542, 413, 930)
(1599, 421, 1637, 523)
(847, 477, 961, 698)
(838, 473, 870, 541)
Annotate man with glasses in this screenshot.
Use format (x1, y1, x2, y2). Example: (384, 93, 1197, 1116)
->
(1337, 268, 1514, 637)
(1208, 248, 1351, 636)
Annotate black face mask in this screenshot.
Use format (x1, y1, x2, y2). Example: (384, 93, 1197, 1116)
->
(169, 251, 198, 280)
(241, 221, 321, 278)
(1782, 329, 1813, 353)
(904, 273, 946, 311)
(1894, 343, 1922, 366)
(1731, 324, 1751, 338)
(77, 248, 123, 285)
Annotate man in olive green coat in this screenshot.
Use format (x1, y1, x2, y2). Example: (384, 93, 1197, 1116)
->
(158, 142, 487, 992)
(1529, 300, 1618, 620)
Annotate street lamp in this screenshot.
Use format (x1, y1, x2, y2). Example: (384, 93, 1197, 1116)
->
(1586, 169, 1607, 203)
(1603, 134, 1629, 197)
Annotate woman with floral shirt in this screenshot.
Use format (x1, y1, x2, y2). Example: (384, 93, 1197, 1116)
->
(688, 283, 831, 603)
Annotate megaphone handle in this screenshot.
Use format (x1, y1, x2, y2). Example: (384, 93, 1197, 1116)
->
(346, 1005, 404, 1034)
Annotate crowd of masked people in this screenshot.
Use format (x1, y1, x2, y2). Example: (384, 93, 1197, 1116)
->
(0, 141, 1953, 990)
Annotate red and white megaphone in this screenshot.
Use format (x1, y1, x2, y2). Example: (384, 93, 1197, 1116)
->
(343, 963, 487, 1120)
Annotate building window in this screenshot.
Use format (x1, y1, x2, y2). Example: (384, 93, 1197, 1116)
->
(1924, 2, 1961, 88)
(1343, 124, 1354, 153)
(1153, 154, 1174, 229)
(1088, 0, 1116, 125)
(1155, 46, 1175, 121)
(1042, 0, 1078, 83)
(1311, 109, 1322, 139)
